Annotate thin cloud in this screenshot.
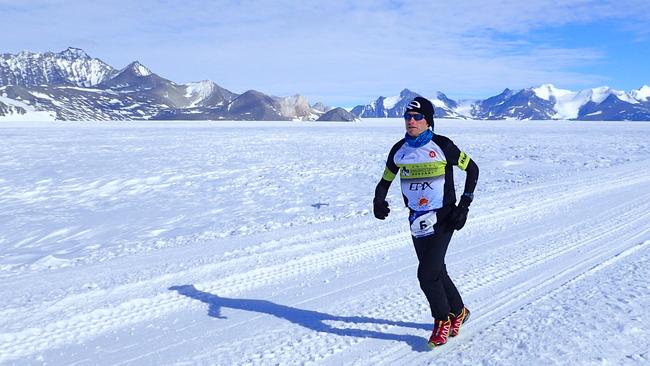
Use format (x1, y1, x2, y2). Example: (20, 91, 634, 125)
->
(1, 0, 649, 105)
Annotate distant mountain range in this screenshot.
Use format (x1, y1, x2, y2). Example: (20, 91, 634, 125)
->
(351, 84, 650, 121)
(0, 47, 351, 121)
(1, 48, 648, 121)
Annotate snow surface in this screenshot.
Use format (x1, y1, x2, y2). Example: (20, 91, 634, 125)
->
(131, 62, 153, 77)
(0, 119, 649, 365)
(454, 100, 476, 117)
(431, 98, 448, 108)
(382, 95, 401, 110)
(28, 91, 55, 101)
(531, 84, 574, 101)
(0, 96, 56, 121)
(56, 86, 113, 94)
(184, 80, 215, 107)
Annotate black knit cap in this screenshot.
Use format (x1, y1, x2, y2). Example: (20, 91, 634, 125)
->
(405, 96, 435, 128)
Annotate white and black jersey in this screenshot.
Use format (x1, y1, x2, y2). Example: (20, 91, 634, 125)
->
(375, 134, 478, 212)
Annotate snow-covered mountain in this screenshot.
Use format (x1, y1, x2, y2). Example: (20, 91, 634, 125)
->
(0, 47, 117, 88)
(316, 107, 358, 122)
(0, 48, 328, 121)
(183, 80, 237, 109)
(0, 94, 56, 121)
(311, 102, 331, 113)
(351, 84, 650, 121)
(2, 48, 648, 121)
(470, 88, 557, 120)
(0, 84, 167, 121)
(529, 84, 650, 121)
(97, 61, 164, 91)
(351, 89, 473, 120)
(277, 94, 319, 120)
(350, 89, 420, 118)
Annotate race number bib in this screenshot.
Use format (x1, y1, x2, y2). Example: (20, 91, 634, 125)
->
(409, 211, 437, 238)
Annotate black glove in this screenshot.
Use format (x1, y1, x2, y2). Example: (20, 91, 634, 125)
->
(373, 198, 390, 220)
(447, 194, 472, 231)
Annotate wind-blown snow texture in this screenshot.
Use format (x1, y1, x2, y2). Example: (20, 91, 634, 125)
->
(0, 120, 649, 365)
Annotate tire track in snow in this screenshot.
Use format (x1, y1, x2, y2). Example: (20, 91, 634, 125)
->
(408, 233, 650, 366)
(2, 159, 642, 316)
(357, 194, 650, 365)
(1, 163, 648, 363)
(113, 267, 429, 366)
(0, 232, 412, 363)
(213, 190, 650, 366)
(0, 211, 408, 330)
(457, 201, 650, 298)
(125, 176, 650, 365)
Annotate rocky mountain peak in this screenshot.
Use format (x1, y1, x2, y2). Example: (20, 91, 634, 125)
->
(0, 48, 116, 88)
(123, 61, 153, 77)
(59, 47, 91, 60)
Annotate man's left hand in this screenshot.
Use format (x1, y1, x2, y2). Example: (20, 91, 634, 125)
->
(447, 194, 472, 231)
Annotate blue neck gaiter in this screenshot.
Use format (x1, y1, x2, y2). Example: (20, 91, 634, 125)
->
(405, 128, 433, 147)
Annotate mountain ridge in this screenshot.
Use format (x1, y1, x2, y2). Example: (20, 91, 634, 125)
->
(1, 48, 648, 121)
(350, 84, 650, 121)
(0, 48, 330, 121)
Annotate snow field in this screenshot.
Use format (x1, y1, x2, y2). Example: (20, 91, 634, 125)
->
(0, 119, 649, 365)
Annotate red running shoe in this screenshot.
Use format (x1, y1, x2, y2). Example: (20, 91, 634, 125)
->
(427, 316, 451, 348)
(450, 307, 470, 337)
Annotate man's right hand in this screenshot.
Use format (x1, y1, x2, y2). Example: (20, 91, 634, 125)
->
(373, 198, 390, 220)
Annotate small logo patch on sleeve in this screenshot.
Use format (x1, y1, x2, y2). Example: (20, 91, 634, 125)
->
(382, 167, 397, 181)
(458, 152, 470, 170)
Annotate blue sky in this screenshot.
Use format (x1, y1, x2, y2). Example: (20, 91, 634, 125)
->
(2, 0, 650, 107)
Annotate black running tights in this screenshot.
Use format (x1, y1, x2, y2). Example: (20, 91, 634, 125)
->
(412, 228, 464, 320)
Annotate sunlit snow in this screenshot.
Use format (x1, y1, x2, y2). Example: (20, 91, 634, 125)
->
(0, 119, 649, 365)
(631, 85, 650, 102)
(131, 62, 153, 77)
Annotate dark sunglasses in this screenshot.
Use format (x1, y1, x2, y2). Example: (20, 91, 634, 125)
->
(403, 113, 425, 121)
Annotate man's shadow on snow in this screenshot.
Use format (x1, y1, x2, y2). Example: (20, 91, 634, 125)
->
(169, 284, 431, 352)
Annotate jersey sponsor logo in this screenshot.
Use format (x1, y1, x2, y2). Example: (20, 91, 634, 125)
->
(398, 163, 446, 179)
(429, 150, 437, 158)
(402, 178, 444, 211)
(409, 182, 433, 191)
